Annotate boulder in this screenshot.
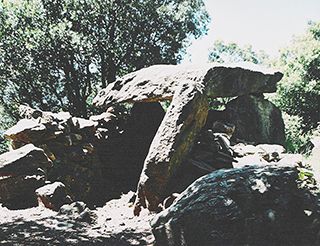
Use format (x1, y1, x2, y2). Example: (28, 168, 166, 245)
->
(152, 165, 320, 246)
(225, 94, 285, 145)
(4, 119, 47, 146)
(134, 84, 209, 214)
(36, 182, 72, 211)
(0, 144, 51, 209)
(93, 63, 282, 107)
(0, 144, 52, 176)
(59, 201, 96, 223)
(0, 174, 45, 209)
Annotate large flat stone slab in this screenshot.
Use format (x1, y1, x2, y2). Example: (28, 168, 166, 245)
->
(93, 63, 283, 108)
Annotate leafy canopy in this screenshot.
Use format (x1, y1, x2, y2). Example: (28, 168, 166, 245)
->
(208, 40, 269, 64)
(0, 0, 209, 117)
(274, 21, 320, 131)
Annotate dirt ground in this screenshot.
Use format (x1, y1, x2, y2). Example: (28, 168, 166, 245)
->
(0, 192, 154, 246)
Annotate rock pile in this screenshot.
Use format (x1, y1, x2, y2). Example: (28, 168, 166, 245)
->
(4, 106, 107, 207)
(0, 144, 51, 209)
(2, 102, 163, 209)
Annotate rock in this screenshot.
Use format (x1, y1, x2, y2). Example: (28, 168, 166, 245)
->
(0, 144, 52, 176)
(134, 84, 209, 214)
(0, 174, 45, 209)
(89, 111, 116, 126)
(189, 130, 235, 171)
(232, 143, 261, 156)
(36, 182, 72, 211)
(233, 154, 269, 168)
(277, 153, 304, 167)
(152, 165, 320, 246)
(59, 201, 96, 223)
(93, 63, 283, 214)
(225, 94, 285, 145)
(93, 63, 282, 108)
(4, 119, 46, 145)
(0, 144, 51, 209)
(71, 117, 98, 131)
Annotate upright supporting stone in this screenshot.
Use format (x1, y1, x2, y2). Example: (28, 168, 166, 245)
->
(93, 63, 284, 214)
(134, 83, 208, 214)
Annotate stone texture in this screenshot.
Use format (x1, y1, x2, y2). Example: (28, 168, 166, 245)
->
(4, 106, 105, 206)
(225, 94, 285, 145)
(93, 63, 282, 108)
(58, 201, 96, 223)
(0, 174, 45, 209)
(134, 83, 209, 214)
(0, 144, 51, 209)
(0, 144, 52, 176)
(152, 165, 320, 246)
(36, 182, 72, 211)
(93, 63, 283, 213)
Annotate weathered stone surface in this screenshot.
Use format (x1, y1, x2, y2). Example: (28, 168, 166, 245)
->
(0, 174, 45, 209)
(59, 201, 96, 223)
(4, 106, 106, 206)
(0, 144, 52, 176)
(93, 63, 283, 214)
(93, 63, 283, 108)
(232, 143, 302, 168)
(0, 144, 51, 209)
(152, 165, 320, 246)
(4, 119, 47, 146)
(134, 84, 209, 214)
(36, 182, 72, 211)
(225, 94, 285, 145)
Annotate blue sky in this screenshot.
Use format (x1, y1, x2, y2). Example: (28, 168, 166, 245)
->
(184, 0, 320, 63)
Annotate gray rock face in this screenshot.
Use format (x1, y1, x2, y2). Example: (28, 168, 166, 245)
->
(93, 63, 283, 214)
(152, 165, 320, 246)
(0, 144, 51, 209)
(0, 174, 45, 209)
(36, 182, 72, 211)
(225, 94, 285, 145)
(93, 63, 282, 108)
(134, 84, 209, 214)
(0, 144, 52, 176)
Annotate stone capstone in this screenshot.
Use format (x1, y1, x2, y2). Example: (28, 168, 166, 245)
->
(93, 63, 283, 213)
(93, 63, 282, 107)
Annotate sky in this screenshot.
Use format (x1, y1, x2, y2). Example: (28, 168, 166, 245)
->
(184, 0, 320, 64)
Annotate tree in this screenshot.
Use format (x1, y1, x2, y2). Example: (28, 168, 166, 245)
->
(207, 40, 269, 109)
(0, 0, 209, 117)
(274, 21, 320, 131)
(208, 40, 269, 64)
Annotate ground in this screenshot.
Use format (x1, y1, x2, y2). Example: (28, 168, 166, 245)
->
(0, 192, 154, 246)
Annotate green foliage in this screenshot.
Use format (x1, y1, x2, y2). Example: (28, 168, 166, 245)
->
(0, 0, 209, 117)
(282, 113, 311, 153)
(207, 40, 268, 110)
(0, 106, 15, 154)
(208, 40, 269, 64)
(274, 21, 320, 131)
